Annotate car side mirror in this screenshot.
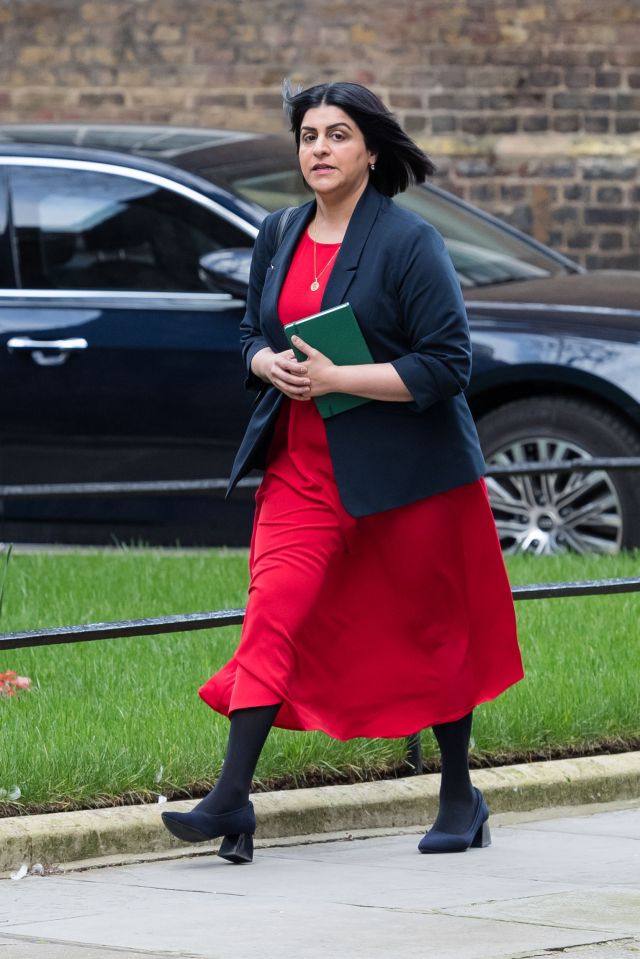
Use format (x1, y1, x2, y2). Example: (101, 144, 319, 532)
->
(199, 248, 252, 298)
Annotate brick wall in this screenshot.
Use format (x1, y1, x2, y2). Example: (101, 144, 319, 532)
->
(1, 0, 639, 268)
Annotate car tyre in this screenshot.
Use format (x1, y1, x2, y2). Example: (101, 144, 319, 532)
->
(476, 396, 640, 554)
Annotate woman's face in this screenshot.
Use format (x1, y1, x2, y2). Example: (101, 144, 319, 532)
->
(298, 104, 377, 202)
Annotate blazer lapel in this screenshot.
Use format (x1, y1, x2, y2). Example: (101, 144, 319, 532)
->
(321, 184, 384, 310)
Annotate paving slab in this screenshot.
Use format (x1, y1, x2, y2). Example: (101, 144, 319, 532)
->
(0, 938, 198, 958)
(526, 943, 640, 959)
(49, 840, 576, 912)
(517, 806, 640, 839)
(1, 801, 639, 959)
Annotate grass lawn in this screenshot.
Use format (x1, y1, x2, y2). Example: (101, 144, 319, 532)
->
(0, 547, 638, 814)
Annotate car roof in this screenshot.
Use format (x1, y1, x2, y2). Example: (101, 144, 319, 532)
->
(0, 122, 293, 171)
(0, 123, 297, 229)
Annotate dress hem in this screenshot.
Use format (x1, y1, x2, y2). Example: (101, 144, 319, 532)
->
(198, 669, 524, 742)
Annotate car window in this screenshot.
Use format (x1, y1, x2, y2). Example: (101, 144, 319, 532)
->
(230, 169, 309, 212)
(230, 168, 565, 288)
(9, 166, 252, 292)
(393, 189, 556, 286)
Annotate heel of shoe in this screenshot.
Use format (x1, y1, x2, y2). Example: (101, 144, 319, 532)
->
(471, 820, 491, 848)
(218, 832, 254, 864)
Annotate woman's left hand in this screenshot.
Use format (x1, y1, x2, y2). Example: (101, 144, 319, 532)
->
(290, 335, 338, 398)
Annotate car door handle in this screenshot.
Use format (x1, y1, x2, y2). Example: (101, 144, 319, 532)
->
(7, 337, 88, 351)
(7, 337, 88, 367)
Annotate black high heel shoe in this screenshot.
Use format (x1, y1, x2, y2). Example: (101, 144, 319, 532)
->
(418, 787, 490, 854)
(161, 801, 256, 864)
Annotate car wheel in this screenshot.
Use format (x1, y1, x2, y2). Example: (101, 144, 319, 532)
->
(476, 396, 640, 555)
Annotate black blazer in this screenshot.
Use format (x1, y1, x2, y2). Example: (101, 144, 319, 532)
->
(226, 183, 485, 517)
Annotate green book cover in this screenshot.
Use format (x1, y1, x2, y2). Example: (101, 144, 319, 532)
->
(283, 303, 373, 419)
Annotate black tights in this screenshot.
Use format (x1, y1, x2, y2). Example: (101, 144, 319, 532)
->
(197, 704, 475, 833)
(431, 710, 476, 833)
(196, 703, 281, 815)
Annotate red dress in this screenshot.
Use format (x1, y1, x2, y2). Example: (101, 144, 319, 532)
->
(199, 231, 523, 740)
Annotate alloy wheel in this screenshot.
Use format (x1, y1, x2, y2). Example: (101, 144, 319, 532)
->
(485, 437, 623, 555)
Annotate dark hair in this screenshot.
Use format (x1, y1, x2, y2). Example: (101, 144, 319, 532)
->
(282, 81, 435, 197)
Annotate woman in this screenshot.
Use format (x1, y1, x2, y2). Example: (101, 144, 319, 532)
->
(162, 81, 524, 863)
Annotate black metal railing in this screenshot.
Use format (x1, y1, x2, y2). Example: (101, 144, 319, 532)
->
(2, 577, 640, 652)
(0, 477, 259, 499)
(1, 456, 640, 500)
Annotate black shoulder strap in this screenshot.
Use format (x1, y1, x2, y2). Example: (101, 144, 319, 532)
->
(274, 206, 296, 253)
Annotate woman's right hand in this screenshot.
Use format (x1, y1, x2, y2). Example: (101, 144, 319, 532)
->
(251, 347, 311, 401)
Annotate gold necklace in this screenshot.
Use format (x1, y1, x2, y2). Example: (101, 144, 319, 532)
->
(309, 230, 341, 292)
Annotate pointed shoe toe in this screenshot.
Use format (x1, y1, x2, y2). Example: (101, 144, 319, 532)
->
(418, 788, 490, 854)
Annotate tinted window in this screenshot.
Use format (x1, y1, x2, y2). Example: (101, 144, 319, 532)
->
(230, 167, 566, 288)
(10, 166, 252, 292)
(393, 189, 556, 287)
(230, 169, 309, 212)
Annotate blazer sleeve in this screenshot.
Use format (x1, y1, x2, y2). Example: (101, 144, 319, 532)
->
(239, 214, 277, 392)
(389, 222, 472, 413)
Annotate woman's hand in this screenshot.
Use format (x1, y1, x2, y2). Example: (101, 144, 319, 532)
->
(251, 346, 312, 400)
(252, 337, 413, 403)
(290, 335, 337, 398)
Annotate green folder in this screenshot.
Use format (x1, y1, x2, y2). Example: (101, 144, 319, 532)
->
(283, 302, 374, 419)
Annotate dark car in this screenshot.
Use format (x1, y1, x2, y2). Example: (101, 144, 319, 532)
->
(1, 123, 639, 554)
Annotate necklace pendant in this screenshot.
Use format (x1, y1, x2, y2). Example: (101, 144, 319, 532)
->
(310, 280, 320, 292)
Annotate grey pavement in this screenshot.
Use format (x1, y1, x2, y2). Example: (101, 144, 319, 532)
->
(1, 800, 639, 959)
